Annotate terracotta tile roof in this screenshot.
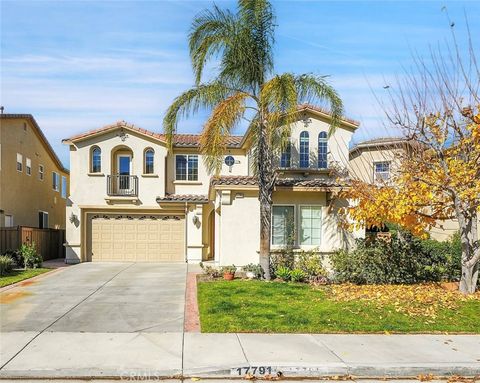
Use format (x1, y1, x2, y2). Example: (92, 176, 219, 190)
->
(210, 175, 345, 188)
(63, 120, 243, 148)
(297, 104, 360, 127)
(1, 114, 69, 173)
(156, 194, 209, 203)
(349, 137, 414, 154)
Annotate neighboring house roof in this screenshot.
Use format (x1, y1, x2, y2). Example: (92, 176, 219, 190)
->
(210, 175, 345, 188)
(0, 114, 69, 173)
(156, 194, 209, 203)
(349, 137, 409, 155)
(62, 120, 243, 148)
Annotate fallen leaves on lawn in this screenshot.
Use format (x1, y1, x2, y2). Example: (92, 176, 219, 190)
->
(326, 283, 480, 319)
(417, 373, 435, 381)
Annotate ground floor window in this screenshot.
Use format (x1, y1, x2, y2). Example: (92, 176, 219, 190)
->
(272, 204, 322, 247)
(39, 211, 49, 229)
(272, 205, 295, 246)
(299, 206, 322, 246)
(5, 215, 13, 227)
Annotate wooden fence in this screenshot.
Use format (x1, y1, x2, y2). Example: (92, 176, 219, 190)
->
(0, 226, 65, 261)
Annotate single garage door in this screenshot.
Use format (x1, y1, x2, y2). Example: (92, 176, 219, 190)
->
(91, 215, 185, 262)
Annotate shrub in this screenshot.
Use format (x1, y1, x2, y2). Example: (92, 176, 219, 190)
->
(242, 263, 264, 279)
(3, 249, 23, 267)
(290, 269, 306, 282)
(296, 250, 327, 281)
(0, 255, 14, 276)
(275, 266, 291, 281)
(20, 243, 42, 269)
(270, 249, 295, 278)
(199, 262, 222, 278)
(331, 229, 464, 285)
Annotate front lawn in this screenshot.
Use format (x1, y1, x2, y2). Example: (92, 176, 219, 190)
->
(197, 280, 480, 333)
(0, 268, 51, 288)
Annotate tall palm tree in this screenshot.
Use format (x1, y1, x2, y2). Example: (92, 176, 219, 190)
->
(164, 0, 343, 279)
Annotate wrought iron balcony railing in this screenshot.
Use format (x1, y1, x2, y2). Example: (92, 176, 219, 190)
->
(107, 175, 138, 196)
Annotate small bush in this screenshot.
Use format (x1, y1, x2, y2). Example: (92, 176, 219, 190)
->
(221, 265, 237, 274)
(290, 269, 306, 282)
(296, 250, 327, 281)
(275, 266, 291, 281)
(331, 229, 464, 285)
(3, 249, 23, 268)
(270, 249, 295, 278)
(199, 262, 222, 278)
(0, 255, 14, 276)
(242, 263, 264, 279)
(20, 243, 42, 269)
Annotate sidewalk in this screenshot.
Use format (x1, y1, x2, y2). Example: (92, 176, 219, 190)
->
(1, 333, 479, 380)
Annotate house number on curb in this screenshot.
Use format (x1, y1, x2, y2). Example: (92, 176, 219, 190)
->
(231, 366, 276, 376)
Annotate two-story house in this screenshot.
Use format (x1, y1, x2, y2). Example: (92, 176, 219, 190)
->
(63, 105, 362, 265)
(0, 114, 69, 229)
(348, 137, 464, 241)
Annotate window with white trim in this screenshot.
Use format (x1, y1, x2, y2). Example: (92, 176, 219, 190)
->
(299, 131, 309, 168)
(39, 165, 44, 180)
(144, 149, 154, 174)
(61, 176, 67, 199)
(5, 215, 13, 227)
(38, 211, 49, 229)
(91, 146, 101, 173)
(299, 205, 322, 246)
(16, 153, 23, 172)
(175, 155, 198, 181)
(280, 142, 291, 168)
(374, 161, 391, 182)
(272, 205, 295, 246)
(26, 158, 31, 175)
(52, 172, 60, 191)
(318, 132, 328, 169)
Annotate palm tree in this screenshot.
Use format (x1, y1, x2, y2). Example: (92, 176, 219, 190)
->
(164, 0, 343, 279)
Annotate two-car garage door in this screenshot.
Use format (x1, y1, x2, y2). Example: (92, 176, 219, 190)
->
(91, 215, 185, 262)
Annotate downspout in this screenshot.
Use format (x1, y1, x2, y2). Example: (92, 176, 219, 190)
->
(184, 202, 188, 263)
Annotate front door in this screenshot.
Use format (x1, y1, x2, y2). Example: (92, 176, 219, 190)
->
(117, 155, 131, 192)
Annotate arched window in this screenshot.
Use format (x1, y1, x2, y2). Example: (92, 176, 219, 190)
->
(91, 146, 101, 173)
(144, 149, 154, 174)
(280, 141, 291, 168)
(299, 131, 309, 168)
(318, 131, 328, 169)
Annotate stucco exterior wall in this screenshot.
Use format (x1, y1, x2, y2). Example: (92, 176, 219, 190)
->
(0, 117, 68, 229)
(349, 147, 402, 183)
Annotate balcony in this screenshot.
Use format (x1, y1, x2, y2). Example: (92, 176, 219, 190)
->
(107, 175, 138, 196)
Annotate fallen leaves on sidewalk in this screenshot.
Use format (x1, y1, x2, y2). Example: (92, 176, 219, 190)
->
(325, 283, 480, 319)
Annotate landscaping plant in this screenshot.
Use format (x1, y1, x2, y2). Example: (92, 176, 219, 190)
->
(290, 269, 306, 283)
(199, 262, 222, 279)
(242, 263, 264, 279)
(221, 265, 237, 280)
(0, 255, 14, 276)
(20, 242, 42, 269)
(275, 266, 291, 281)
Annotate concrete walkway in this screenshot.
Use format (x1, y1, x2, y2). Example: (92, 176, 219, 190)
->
(0, 263, 479, 380)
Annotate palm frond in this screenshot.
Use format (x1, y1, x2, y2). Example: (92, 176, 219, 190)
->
(163, 81, 233, 150)
(294, 74, 344, 133)
(189, 5, 237, 85)
(200, 92, 250, 174)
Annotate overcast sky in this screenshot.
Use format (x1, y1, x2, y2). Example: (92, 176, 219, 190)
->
(1, 0, 478, 168)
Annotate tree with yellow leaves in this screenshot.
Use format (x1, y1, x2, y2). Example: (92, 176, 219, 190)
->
(342, 23, 480, 294)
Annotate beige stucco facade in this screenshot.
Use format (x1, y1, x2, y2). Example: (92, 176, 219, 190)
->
(0, 115, 69, 229)
(64, 107, 363, 265)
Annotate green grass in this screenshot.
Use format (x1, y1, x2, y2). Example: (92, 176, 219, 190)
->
(198, 280, 480, 333)
(0, 268, 51, 288)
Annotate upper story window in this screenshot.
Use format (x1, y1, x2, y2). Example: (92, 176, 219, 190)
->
(299, 131, 309, 168)
(90, 146, 101, 173)
(39, 165, 44, 180)
(280, 142, 291, 168)
(16, 153, 23, 172)
(61, 176, 67, 199)
(318, 132, 328, 169)
(374, 161, 391, 182)
(176, 154, 198, 181)
(26, 158, 32, 176)
(52, 172, 60, 192)
(144, 149, 154, 174)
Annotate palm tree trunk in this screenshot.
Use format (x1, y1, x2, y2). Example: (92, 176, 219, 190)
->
(257, 121, 275, 280)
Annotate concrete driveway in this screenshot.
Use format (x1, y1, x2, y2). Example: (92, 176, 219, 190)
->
(0, 262, 187, 333)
